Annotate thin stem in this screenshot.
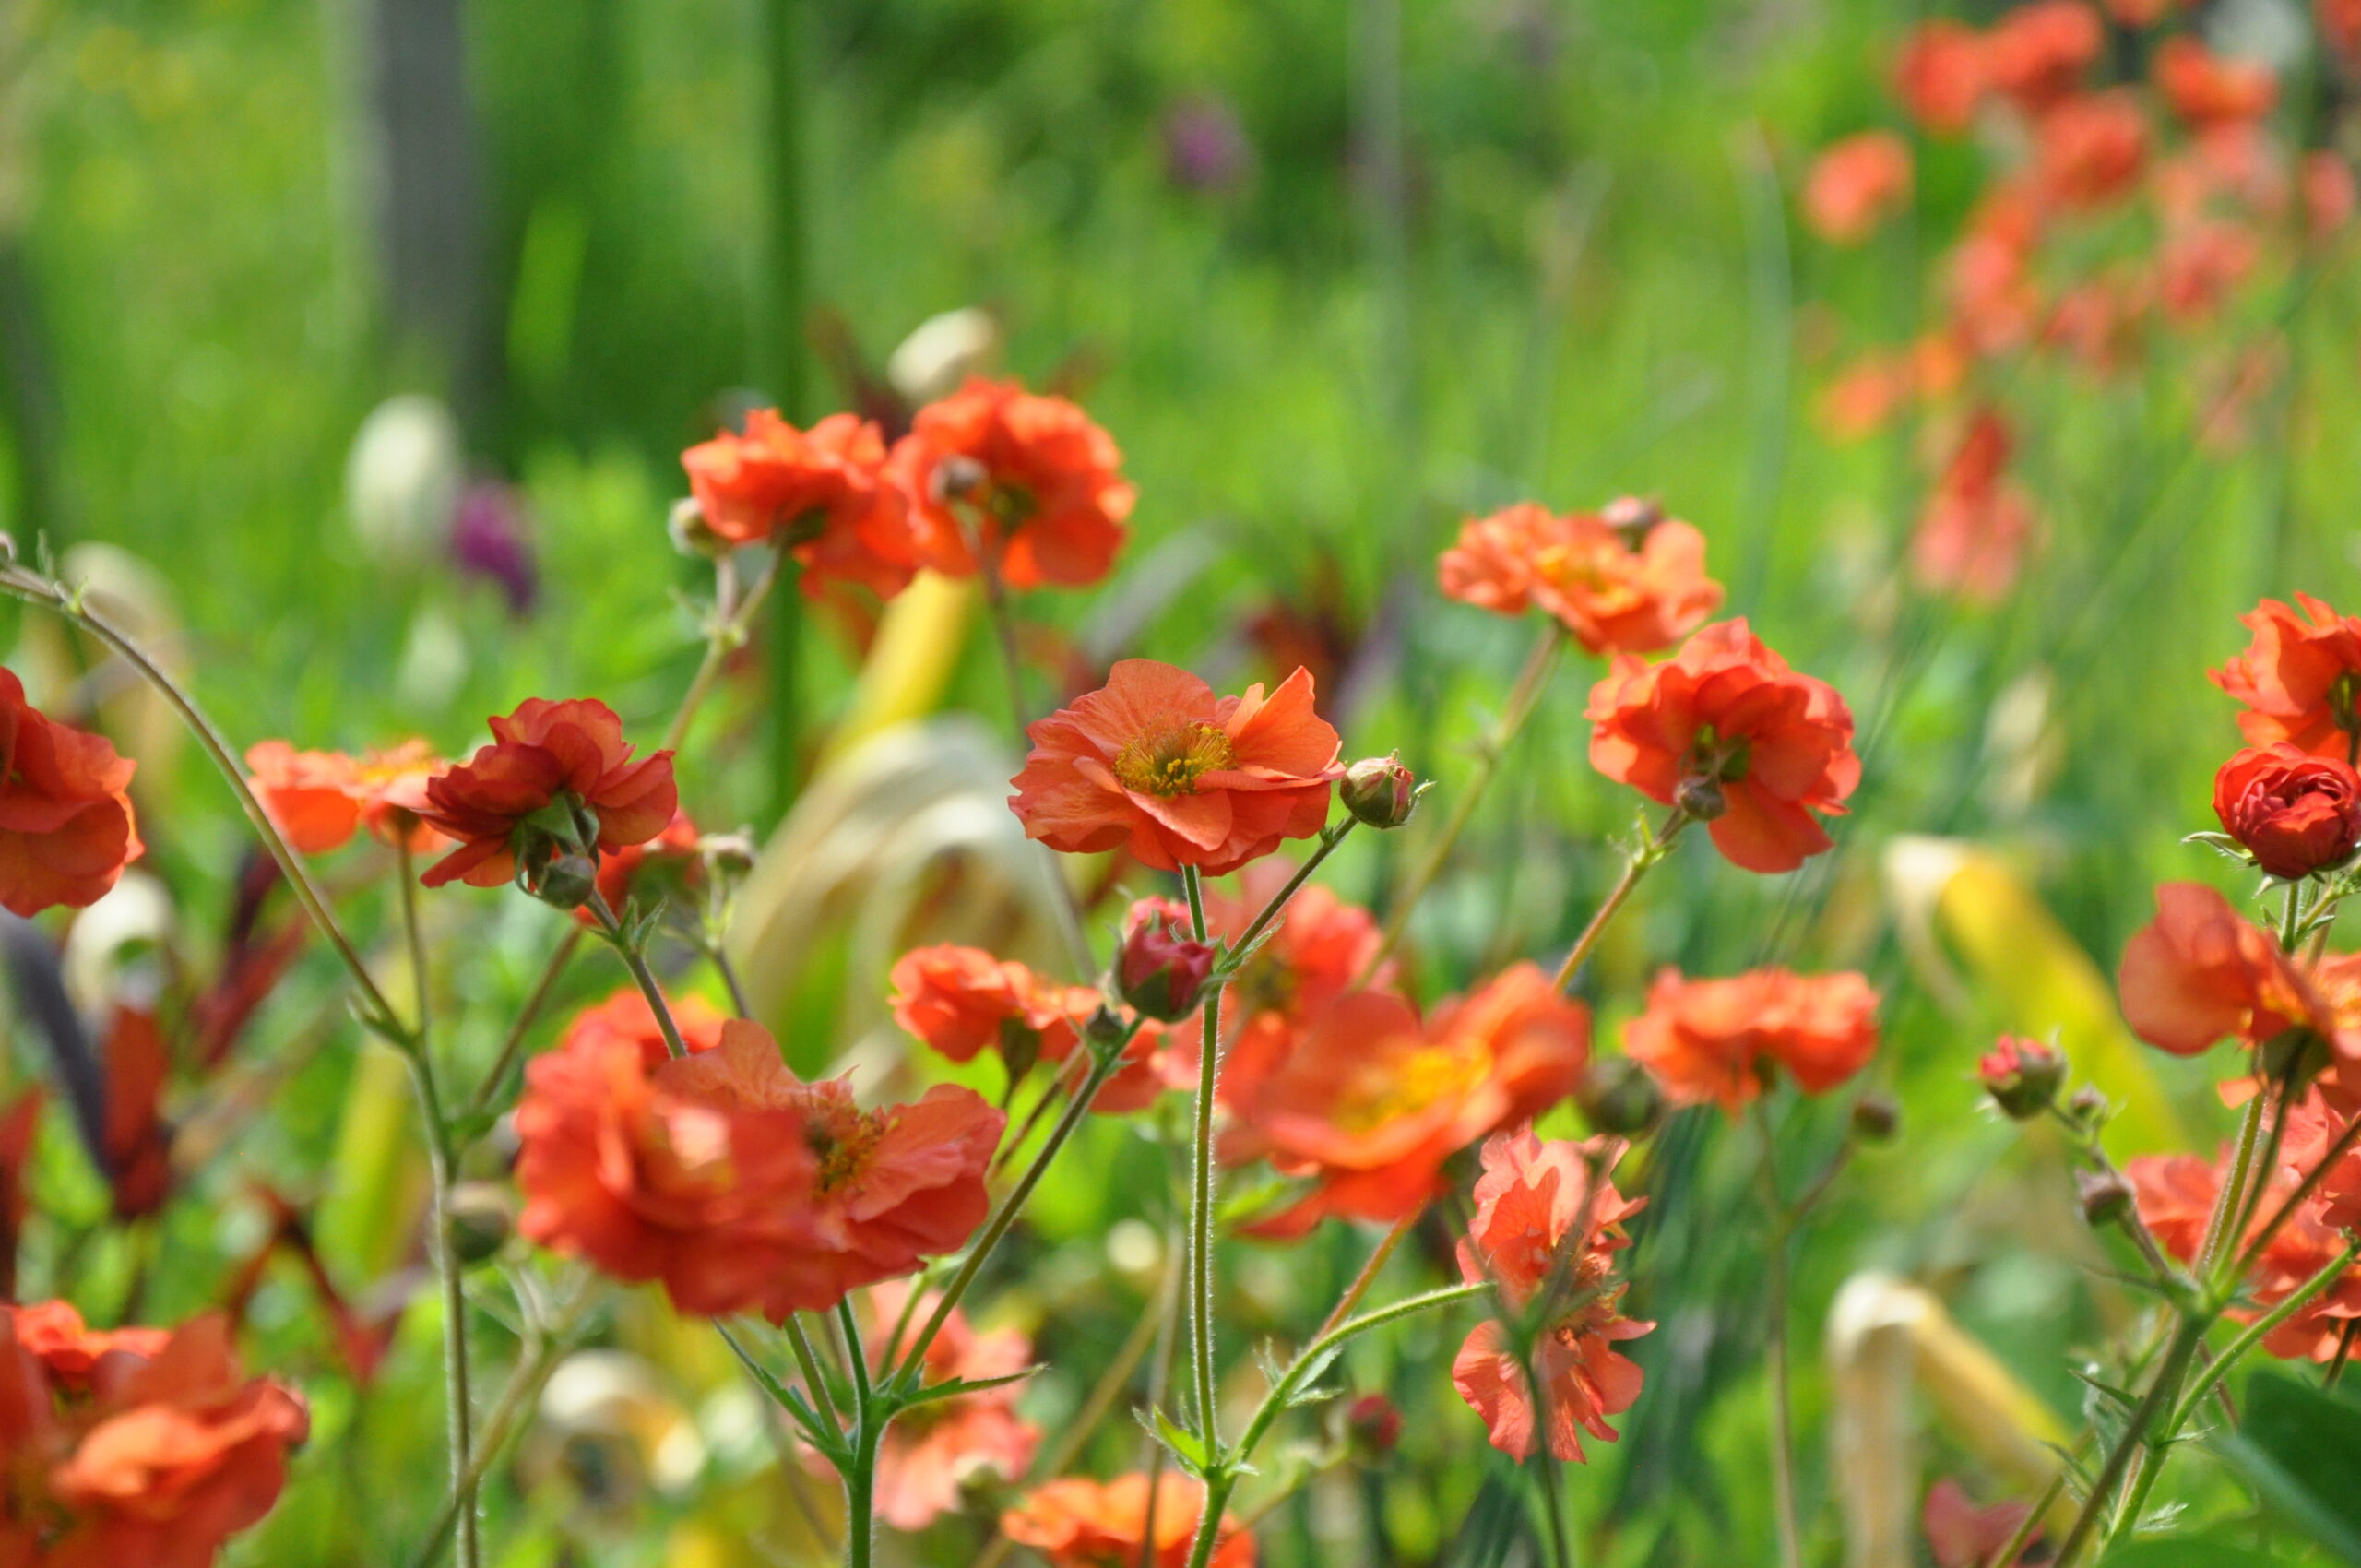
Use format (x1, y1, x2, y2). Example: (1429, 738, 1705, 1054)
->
(2235, 1108, 2361, 1280)
(662, 543, 786, 755)
(2170, 1237, 2361, 1432)
(2198, 1093, 2269, 1286)
(586, 892, 689, 1061)
(1535, 1456, 1572, 1568)
(1232, 820, 1358, 957)
(1978, 1469, 2067, 1568)
(1183, 865, 1224, 1452)
(1755, 1111, 1804, 1568)
(781, 1313, 843, 1432)
(841, 1314, 880, 1568)
(401, 1041, 479, 1568)
(462, 927, 584, 1126)
(1551, 808, 1688, 993)
(1313, 1209, 1419, 1344)
(1360, 625, 1563, 983)
(2050, 1313, 2207, 1566)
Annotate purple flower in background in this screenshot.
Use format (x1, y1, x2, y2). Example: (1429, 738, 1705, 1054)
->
(1162, 95, 1252, 194)
(449, 481, 539, 615)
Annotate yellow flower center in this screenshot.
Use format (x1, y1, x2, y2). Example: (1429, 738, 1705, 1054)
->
(1333, 1040, 1489, 1134)
(1533, 539, 1643, 612)
(808, 1111, 885, 1194)
(1112, 721, 1237, 797)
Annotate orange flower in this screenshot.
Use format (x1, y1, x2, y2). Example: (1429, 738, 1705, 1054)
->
(1912, 408, 2035, 604)
(419, 698, 677, 890)
(1436, 502, 1723, 655)
(558, 986, 730, 1069)
(1206, 867, 1392, 1079)
(1009, 659, 1343, 876)
(1003, 1474, 1254, 1568)
(2032, 92, 2149, 210)
(1983, 0, 2104, 113)
(853, 1283, 1038, 1530)
(1451, 1129, 1651, 1463)
(1624, 967, 1880, 1111)
(2153, 37, 2277, 129)
(514, 1016, 823, 1315)
(1585, 620, 1859, 874)
(2212, 594, 2361, 757)
(1220, 964, 1589, 1235)
(8, 1303, 168, 1392)
(887, 378, 1135, 589)
(579, 806, 701, 925)
(0, 1305, 308, 1568)
(1893, 20, 1987, 136)
(2214, 743, 2361, 880)
(0, 671, 141, 918)
(2153, 219, 2260, 323)
(245, 738, 447, 855)
(2116, 882, 2331, 1057)
(1805, 131, 1914, 244)
(1947, 186, 2046, 356)
(681, 410, 916, 600)
(889, 944, 1086, 1067)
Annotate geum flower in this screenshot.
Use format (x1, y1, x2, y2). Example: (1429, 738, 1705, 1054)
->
(2214, 744, 2361, 880)
(1804, 131, 1914, 244)
(1623, 967, 1881, 1111)
(559, 985, 730, 1069)
(1204, 866, 1392, 1080)
(1010, 659, 1343, 876)
(418, 697, 676, 896)
(1437, 499, 1723, 656)
(0, 670, 142, 918)
(889, 939, 1180, 1114)
(1003, 1474, 1255, 1568)
(2115, 883, 2360, 1069)
(1451, 1128, 1652, 1463)
(888, 377, 1135, 590)
(1893, 20, 1987, 136)
(2213, 595, 2361, 759)
(516, 1016, 1003, 1317)
(1912, 407, 2035, 605)
(1586, 619, 1859, 873)
(245, 738, 446, 854)
(846, 1282, 1038, 1531)
(680, 410, 916, 600)
(1219, 963, 1589, 1236)
(576, 805, 702, 926)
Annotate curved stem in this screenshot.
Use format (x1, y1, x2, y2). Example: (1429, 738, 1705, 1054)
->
(662, 543, 786, 755)
(1978, 1468, 2067, 1568)
(1551, 808, 1687, 993)
(586, 892, 689, 1061)
(2235, 1109, 2361, 1281)
(1183, 865, 1224, 1452)
(1232, 820, 1358, 957)
(2170, 1237, 2361, 1432)
(1312, 1208, 1420, 1344)
(1360, 625, 1563, 984)
(2197, 1093, 2269, 1286)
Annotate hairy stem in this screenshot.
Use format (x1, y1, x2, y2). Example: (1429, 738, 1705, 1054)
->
(1184, 865, 1224, 1451)
(1551, 808, 1688, 994)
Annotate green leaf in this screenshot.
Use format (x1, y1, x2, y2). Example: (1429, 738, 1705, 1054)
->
(2210, 1372, 2361, 1563)
(898, 1366, 1041, 1411)
(1136, 1406, 1210, 1478)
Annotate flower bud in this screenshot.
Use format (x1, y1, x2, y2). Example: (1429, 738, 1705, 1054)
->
(1114, 904, 1216, 1023)
(1342, 1393, 1403, 1460)
(1602, 494, 1666, 547)
(519, 845, 600, 911)
(2213, 743, 2361, 880)
(1574, 1055, 1667, 1139)
(667, 497, 730, 560)
(1341, 754, 1419, 830)
(2077, 1168, 2131, 1227)
(445, 1181, 515, 1265)
(2065, 1085, 2107, 1126)
(1849, 1092, 1901, 1144)
(1976, 1035, 2065, 1120)
(1673, 772, 1728, 822)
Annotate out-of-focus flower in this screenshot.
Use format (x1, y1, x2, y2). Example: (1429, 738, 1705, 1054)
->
(2303, 151, 2357, 239)
(1924, 1479, 2040, 1568)
(2042, 276, 2148, 376)
(1115, 901, 1217, 1023)
(448, 480, 539, 614)
(1342, 1392, 1403, 1458)
(681, 410, 915, 601)
(1163, 95, 1253, 194)
(0, 671, 142, 917)
(2117, 882, 2329, 1056)
(890, 944, 1089, 1070)
(419, 698, 676, 893)
(1912, 408, 2036, 605)
(888, 308, 1004, 408)
(1437, 501, 1723, 655)
(0, 1091, 39, 1300)
(0, 1304, 309, 1568)
(1450, 1129, 1651, 1462)
(1003, 1474, 1254, 1568)
(1194, 869, 1391, 1086)
(1948, 187, 2046, 356)
(854, 1282, 1038, 1530)
(1220, 964, 1588, 1235)
(2215, 743, 2361, 879)
(889, 378, 1135, 589)
(1805, 131, 1914, 244)
(1624, 967, 1880, 1111)
(1977, 1035, 2066, 1120)
(2153, 220, 2261, 323)
(100, 1004, 171, 1220)
(344, 393, 460, 565)
(2213, 594, 2361, 757)
(1983, 1, 2104, 113)
(245, 739, 446, 856)
(1009, 659, 1342, 876)
(2032, 92, 2149, 210)
(2154, 36, 2277, 128)
(1894, 20, 1987, 135)
(1586, 620, 1859, 873)
(558, 987, 730, 1070)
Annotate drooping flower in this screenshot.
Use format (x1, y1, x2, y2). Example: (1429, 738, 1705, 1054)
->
(1982, 0, 2104, 113)
(888, 378, 1135, 589)
(558, 986, 730, 1070)
(1893, 20, 1987, 136)
(852, 1282, 1038, 1530)
(1220, 964, 1589, 1235)
(680, 410, 916, 601)
(2212, 595, 2361, 758)
(245, 738, 447, 855)
(1436, 501, 1723, 656)
(1977, 1035, 2066, 1120)
(1003, 1474, 1255, 1568)
(2214, 744, 2361, 880)
(2153, 37, 2277, 129)
(1115, 901, 1218, 1023)
(2116, 882, 2331, 1057)
(1586, 620, 1859, 873)
(419, 698, 676, 892)
(1623, 967, 1881, 1111)
(1009, 659, 1343, 876)
(1450, 1129, 1652, 1463)
(1804, 131, 1914, 244)
(0, 671, 142, 918)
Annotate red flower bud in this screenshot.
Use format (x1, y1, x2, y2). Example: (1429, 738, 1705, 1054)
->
(1976, 1035, 2065, 1120)
(1343, 1392, 1403, 1458)
(2213, 742, 2361, 880)
(1341, 754, 1419, 829)
(1114, 902, 1216, 1023)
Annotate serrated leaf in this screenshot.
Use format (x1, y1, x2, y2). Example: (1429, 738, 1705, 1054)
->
(899, 1366, 1041, 1411)
(1283, 1382, 1337, 1409)
(1136, 1406, 1209, 1478)
(2069, 1366, 2140, 1413)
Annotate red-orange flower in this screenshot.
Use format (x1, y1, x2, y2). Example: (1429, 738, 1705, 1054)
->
(888, 378, 1135, 590)
(2031, 92, 2149, 210)
(2154, 37, 2277, 129)
(419, 698, 677, 890)
(0, 1304, 308, 1568)
(579, 806, 702, 925)
(245, 739, 447, 855)
(2214, 743, 2361, 880)
(1894, 20, 1987, 136)
(1009, 659, 1343, 876)
(852, 1283, 1038, 1530)
(889, 944, 1086, 1067)
(1451, 1129, 1651, 1463)
(1912, 408, 2036, 605)
(1436, 501, 1723, 655)
(1983, 0, 2104, 113)
(2212, 595, 2361, 757)
(557, 986, 730, 1069)
(1805, 131, 1914, 244)
(1586, 620, 1859, 874)
(2117, 882, 2331, 1056)
(1220, 964, 1590, 1235)
(0, 671, 141, 918)
(681, 410, 916, 600)
(1623, 967, 1880, 1111)
(1003, 1475, 1254, 1568)
(1205, 867, 1392, 1080)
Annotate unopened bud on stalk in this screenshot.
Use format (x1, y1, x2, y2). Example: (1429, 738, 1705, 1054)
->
(1342, 1393, 1403, 1460)
(1673, 773, 1728, 822)
(2077, 1169, 2132, 1228)
(518, 844, 599, 911)
(1602, 494, 1666, 547)
(446, 1182, 515, 1265)
(1574, 1056, 1667, 1138)
(1976, 1035, 2065, 1121)
(2065, 1085, 2108, 1127)
(1341, 754, 1420, 830)
(1115, 906, 1216, 1023)
(1850, 1092, 1901, 1144)
(667, 498, 730, 560)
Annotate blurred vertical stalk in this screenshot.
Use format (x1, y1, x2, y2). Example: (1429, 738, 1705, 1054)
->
(0, 3, 64, 542)
(760, 0, 812, 822)
(1729, 123, 1793, 612)
(1353, 0, 1418, 560)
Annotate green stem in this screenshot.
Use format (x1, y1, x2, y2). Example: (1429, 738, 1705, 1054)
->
(1753, 1104, 1804, 1568)
(462, 926, 583, 1128)
(2050, 1313, 2208, 1566)
(2234, 1109, 2361, 1281)
(664, 539, 787, 755)
(1183, 865, 1224, 1452)
(1978, 1468, 2066, 1568)
(586, 891, 689, 1061)
(1232, 819, 1358, 956)
(2170, 1238, 2361, 1432)
(2198, 1093, 2269, 1287)
(1551, 807, 1687, 993)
